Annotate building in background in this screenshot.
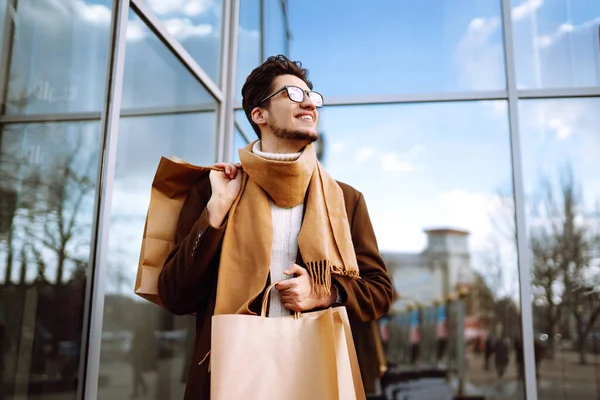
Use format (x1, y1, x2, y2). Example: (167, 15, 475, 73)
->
(0, 0, 599, 399)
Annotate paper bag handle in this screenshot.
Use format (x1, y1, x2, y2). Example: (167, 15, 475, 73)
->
(261, 281, 301, 320)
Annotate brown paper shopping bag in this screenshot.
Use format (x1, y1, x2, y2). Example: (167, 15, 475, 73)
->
(210, 283, 366, 400)
(134, 156, 212, 306)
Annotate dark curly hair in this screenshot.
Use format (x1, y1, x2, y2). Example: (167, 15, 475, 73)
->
(241, 55, 313, 138)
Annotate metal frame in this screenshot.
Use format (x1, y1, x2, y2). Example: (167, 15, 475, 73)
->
(0, 112, 101, 123)
(519, 87, 600, 98)
(0, 103, 218, 124)
(130, 0, 224, 103)
(322, 90, 507, 106)
(220, 0, 240, 162)
(260, 0, 265, 62)
(120, 103, 217, 118)
(0, 0, 17, 115)
(501, 0, 538, 398)
(215, 0, 232, 162)
(81, 0, 130, 398)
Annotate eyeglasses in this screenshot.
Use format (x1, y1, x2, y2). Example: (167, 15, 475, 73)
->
(259, 85, 324, 108)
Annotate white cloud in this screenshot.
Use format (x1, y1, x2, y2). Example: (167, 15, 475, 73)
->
(380, 146, 424, 173)
(164, 18, 213, 39)
(528, 100, 594, 141)
(548, 117, 572, 140)
(331, 141, 344, 154)
(381, 153, 414, 172)
(455, 17, 504, 91)
(74, 1, 111, 24)
(146, 0, 213, 16)
(535, 17, 600, 49)
(355, 147, 375, 163)
(126, 20, 147, 42)
(512, 0, 544, 22)
(183, 0, 212, 16)
(436, 190, 513, 252)
(126, 17, 214, 42)
(370, 188, 513, 254)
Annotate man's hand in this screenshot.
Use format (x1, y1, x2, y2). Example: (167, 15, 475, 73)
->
(206, 162, 242, 228)
(275, 264, 337, 312)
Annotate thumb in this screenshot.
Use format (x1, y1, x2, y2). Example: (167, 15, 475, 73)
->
(284, 264, 306, 276)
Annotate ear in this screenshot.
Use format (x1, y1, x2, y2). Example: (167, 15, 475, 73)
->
(251, 107, 267, 126)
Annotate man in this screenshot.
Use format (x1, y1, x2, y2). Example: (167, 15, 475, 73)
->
(158, 55, 393, 399)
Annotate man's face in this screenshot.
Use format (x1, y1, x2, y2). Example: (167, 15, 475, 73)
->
(260, 74, 319, 144)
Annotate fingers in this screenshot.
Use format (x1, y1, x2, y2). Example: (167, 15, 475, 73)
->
(275, 279, 295, 292)
(282, 302, 302, 312)
(283, 264, 307, 277)
(214, 162, 240, 179)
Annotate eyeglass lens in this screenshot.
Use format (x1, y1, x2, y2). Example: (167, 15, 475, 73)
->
(287, 86, 323, 107)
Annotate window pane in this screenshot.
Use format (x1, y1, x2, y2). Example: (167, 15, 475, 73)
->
(5, 0, 111, 115)
(98, 14, 218, 398)
(289, 0, 506, 96)
(0, 121, 101, 398)
(144, 0, 223, 85)
(122, 9, 216, 111)
(232, 126, 249, 163)
(264, 0, 286, 57)
(512, 0, 600, 89)
(236, 0, 261, 100)
(0, 0, 6, 56)
(235, 109, 255, 141)
(520, 98, 600, 399)
(319, 102, 525, 398)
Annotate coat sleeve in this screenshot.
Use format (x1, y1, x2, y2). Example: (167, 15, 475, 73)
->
(333, 192, 394, 322)
(158, 179, 226, 315)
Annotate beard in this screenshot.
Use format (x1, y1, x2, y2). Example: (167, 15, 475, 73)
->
(269, 120, 318, 143)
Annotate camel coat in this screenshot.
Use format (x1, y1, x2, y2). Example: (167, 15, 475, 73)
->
(158, 173, 393, 399)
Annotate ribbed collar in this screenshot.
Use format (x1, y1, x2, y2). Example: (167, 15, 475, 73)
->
(252, 141, 302, 162)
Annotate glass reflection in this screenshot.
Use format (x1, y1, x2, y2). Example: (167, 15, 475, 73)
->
(144, 0, 223, 84)
(319, 101, 524, 399)
(0, 0, 6, 57)
(288, 0, 506, 96)
(520, 98, 600, 399)
(236, 0, 261, 99)
(5, 0, 111, 115)
(512, 0, 600, 89)
(264, 0, 287, 58)
(98, 111, 216, 399)
(232, 126, 249, 163)
(0, 122, 100, 399)
(122, 10, 216, 111)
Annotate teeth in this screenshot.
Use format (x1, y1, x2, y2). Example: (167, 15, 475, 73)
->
(298, 115, 312, 121)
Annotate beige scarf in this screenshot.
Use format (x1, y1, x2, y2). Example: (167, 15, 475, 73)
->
(213, 141, 359, 315)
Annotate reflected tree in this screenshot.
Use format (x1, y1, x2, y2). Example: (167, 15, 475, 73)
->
(529, 167, 600, 364)
(0, 126, 96, 285)
(486, 167, 600, 362)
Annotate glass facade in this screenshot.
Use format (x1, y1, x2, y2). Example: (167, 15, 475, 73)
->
(0, 1, 598, 400)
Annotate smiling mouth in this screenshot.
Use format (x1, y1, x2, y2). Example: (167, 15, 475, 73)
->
(296, 115, 314, 122)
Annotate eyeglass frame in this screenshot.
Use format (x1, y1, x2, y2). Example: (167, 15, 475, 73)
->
(259, 85, 324, 108)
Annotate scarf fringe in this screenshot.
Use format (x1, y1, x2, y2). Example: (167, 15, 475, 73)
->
(306, 260, 361, 296)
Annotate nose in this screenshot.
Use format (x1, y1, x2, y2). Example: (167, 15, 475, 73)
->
(300, 93, 316, 110)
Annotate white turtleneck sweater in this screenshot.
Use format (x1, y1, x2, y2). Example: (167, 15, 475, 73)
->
(252, 142, 304, 317)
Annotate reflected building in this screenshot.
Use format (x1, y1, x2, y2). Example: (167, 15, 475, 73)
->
(384, 228, 492, 341)
(385, 228, 474, 309)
